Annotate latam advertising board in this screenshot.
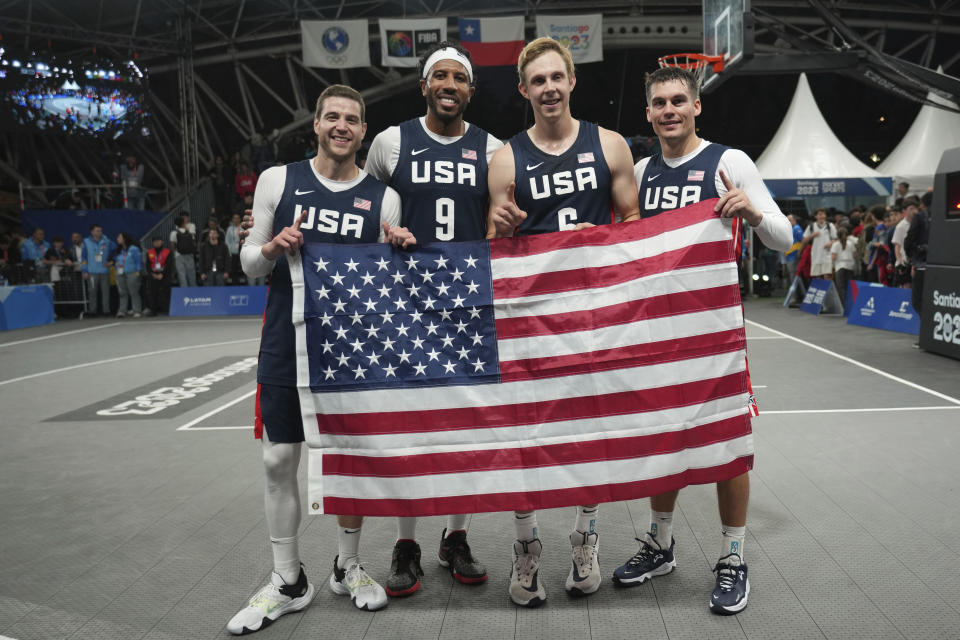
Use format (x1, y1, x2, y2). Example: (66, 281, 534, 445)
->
(845, 280, 920, 335)
(169, 286, 268, 317)
(919, 265, 960, 360)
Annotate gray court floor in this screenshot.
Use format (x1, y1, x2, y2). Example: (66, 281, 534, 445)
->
(1, 298, 959, 640)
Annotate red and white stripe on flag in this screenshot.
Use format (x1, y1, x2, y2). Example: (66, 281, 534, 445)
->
(299, 199, 753, 516)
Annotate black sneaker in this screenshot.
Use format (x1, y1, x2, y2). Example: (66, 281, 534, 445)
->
(612, 533, 676, 586)
(438, 528, 488, 584)
(384, 539, 424, 597)
(710, 554, 749, 614)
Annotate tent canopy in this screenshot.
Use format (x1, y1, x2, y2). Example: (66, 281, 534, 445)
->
(756, 73, 892, 198)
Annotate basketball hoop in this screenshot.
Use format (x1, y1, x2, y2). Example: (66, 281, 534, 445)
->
(658, 53, 725, 87)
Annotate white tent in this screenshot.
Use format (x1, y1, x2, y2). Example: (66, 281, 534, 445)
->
(878, 73, 960, 194)
(757, 73, 882, 178)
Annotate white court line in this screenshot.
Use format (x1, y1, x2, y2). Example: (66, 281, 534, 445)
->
(0, 338, 258, 388)
(184, 425, 253, 431)
(745, 336, 788, 340)
(177, 388, 257, 431)
(0, 322, 120, 347)
(763, 406, 960, 415)
(746, 319, 960, 406)
(142, 318, 260, 324)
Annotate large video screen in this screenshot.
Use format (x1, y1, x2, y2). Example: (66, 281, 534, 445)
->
(0, 48, 149, 139)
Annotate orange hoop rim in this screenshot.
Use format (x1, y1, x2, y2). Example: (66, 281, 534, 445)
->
(657, 52, 725, 74)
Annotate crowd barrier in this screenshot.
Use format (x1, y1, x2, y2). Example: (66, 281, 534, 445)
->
(0, 284, 55, 331)
(169, 286, 268, 316)
(845, 280, 920, 335)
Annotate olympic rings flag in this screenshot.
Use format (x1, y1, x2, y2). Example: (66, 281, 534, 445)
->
(535, 14, 604, 64)
(291, 199, 754, 516)
(301, 20, 371, 69)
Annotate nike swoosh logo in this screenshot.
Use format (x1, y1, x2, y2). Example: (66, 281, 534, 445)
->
(646, 174, 661, 182)
(295, 188, 314, 195)
(522, 571, 540, 592)
(526, 162, 544, 171)
(570, 562, 588, 582)
(411, 148, 429, 156)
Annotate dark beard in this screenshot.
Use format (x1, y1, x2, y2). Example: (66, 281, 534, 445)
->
(427, 92, 466, 123)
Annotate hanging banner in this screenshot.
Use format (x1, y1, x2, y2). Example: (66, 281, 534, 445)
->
(379, 18, 447, 67)
(301, 20, 371, 69)
(535, 14, 603, 64)
(458, 16, 526, 67)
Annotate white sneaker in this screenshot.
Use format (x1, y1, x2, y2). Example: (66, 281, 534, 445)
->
(329, 557, 388, 611)
(566, 531, 601, 595)
(226, 567, 315, 635)
(509, 538, 546, 607)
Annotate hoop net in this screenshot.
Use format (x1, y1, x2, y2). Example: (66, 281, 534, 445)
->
(657, 53, 725, 87)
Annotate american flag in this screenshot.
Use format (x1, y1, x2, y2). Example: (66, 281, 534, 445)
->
(578, 152, 595, 163)
(290, 199, 754, 517)
(461, 148, 477, 161)
(353, 197, 372, 211)
(688, 169, 705, 181)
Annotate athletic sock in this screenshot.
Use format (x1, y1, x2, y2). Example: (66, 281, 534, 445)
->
(396, 517, 417, 541)
(514, 512, 538, 542)
(270, 536, 301, 584)
(650, 510, 674, 547)
(573, 505, 598, 535)
(446, 514, 468, 535)
(720, 525, 746, 564)
(337, 526, 362, 569)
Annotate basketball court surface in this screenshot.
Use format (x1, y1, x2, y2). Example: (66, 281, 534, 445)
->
(1, 297, 958, 640)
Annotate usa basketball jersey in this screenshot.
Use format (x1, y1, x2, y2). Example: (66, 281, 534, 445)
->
(258, 160, 386, 387)
(510, 121, 613, 236)
(638, 142, 728, 218)
(390, 118, 490, 243)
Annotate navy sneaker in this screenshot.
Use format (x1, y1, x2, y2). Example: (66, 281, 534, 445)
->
(710, 554, 749, 614)
(612, 533, 676, 586)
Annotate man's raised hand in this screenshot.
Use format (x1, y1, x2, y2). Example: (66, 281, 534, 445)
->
(262, 209, 307, 260)
(715, 169, 762, 227)
(490, 181, 527, 237)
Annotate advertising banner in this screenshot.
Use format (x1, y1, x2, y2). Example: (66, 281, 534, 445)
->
(169, 286, 268, 317)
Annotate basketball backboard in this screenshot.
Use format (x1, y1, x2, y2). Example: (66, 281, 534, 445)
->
(702, 0, 750, 92)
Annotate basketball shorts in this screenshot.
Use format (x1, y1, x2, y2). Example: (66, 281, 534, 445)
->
(254, 382, 305, 443)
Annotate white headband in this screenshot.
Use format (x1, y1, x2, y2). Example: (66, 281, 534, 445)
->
(422, 47, 474, 84)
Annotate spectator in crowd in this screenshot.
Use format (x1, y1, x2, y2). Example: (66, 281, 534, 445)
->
(114, 232, 143, 318)
(803, 208, 837, 281)
(209, 155, 231, 217)
(905, 192, 932, 324)
(69, 232, 84, 268)
(144, 236, 172, 316)
(9, 230, 26, 256)
(855, 208, 879, 281)
(43, 236, 73, 282)
(868, 211, 892, 286)
(200, 215, 223, 245)
(81, 223, 116, 316)
(198, 228, 230, 286)
(831, 226, 856, 308)
(20, 227, 51, 282)
(0, 234, 13, 284)
(224, 212, 243, 284)
(782, 214, 803, 283)
(234, 191, 254, 218)
(235, 162, 257, 203)
(118, 155, 146, 210)
(849, 210, 863, 237)
(170, 214, 198, 287)
(892, 198, 917, 288)
(890, 181, 910, 207)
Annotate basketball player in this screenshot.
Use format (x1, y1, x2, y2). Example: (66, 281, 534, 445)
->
(487, 37, 641, 607)
(610, 66, 792, 615)
(365, 41, 500, 597)
(228, 85, 412, 633)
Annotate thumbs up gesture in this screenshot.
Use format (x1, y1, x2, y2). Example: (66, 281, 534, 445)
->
(490, 181, 528, 238)
(715, 169, 762, 227)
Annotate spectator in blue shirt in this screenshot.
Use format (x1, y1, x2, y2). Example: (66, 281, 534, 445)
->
(114, 232, 143, 318)
(81, 224, 116, 316)
(781, 214, 803, 284)
(20, 227, 51, 282)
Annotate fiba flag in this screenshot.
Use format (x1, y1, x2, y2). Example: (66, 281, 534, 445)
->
(301, 20, 371, 69)
(378, 18, 447, 68)
(535, 14, 603, 64)
(290, 199, 754, 516)
(458, 16, 526, 67)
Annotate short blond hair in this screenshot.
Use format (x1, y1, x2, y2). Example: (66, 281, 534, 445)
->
(517, 37, 575, 85)
(314, 84, 365, 122)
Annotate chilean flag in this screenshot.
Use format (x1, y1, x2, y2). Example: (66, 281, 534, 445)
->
(458, 16, 525, 67)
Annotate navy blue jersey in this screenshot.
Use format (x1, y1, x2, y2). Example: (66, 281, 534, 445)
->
(510, 121, 613, 236)
(638, 142, 728, 218)
(258, 161, 386, 387)
(390, 118, 490, 243)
